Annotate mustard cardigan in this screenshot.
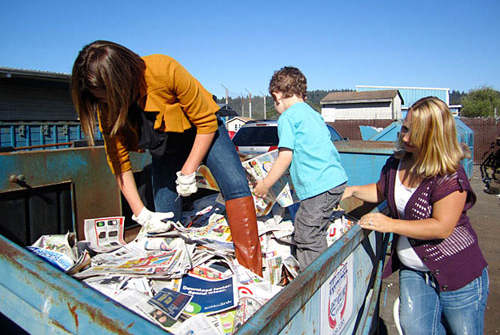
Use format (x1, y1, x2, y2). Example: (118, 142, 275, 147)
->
(98, 54, 220, 175)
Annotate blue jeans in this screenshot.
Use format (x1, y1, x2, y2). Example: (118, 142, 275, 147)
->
(399, 266, 489, 335)
(151, 121, 251, 220)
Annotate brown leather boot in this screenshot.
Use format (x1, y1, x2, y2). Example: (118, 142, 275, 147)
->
(225, 196, 263, 276)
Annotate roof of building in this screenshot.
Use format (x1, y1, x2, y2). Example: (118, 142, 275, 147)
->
(0, 67, 71, 82)
(320, 89, 404, 105)
(356, 85, 449, 91)
(226, 116, 253, 123)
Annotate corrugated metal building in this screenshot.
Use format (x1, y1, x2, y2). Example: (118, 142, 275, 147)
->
(320, 90, 403, 122)
(0, 67, 85, 149)
(356, 85, 450, 108)
(0, 67, 76, 121)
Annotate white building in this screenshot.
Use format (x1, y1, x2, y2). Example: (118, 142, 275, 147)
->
(225, 116, 253, 138)
(320, 90, 403, 122)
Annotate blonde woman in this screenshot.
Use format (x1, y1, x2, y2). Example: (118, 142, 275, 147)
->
(71, 41, 262, 275)
(342, 97, 488, 334)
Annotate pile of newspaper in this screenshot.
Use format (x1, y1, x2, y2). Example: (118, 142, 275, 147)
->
(26, 150, 356, 334)
(27, 207, 295, 333)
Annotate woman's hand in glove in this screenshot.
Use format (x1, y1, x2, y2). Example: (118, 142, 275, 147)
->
(175, 171, 197, 197)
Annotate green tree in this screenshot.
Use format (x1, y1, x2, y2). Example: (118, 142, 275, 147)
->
(460, 87, 500, 117)
(450, 90, 467, 105)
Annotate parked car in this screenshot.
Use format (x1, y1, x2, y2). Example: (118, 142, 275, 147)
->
(232, 119, 344, 156)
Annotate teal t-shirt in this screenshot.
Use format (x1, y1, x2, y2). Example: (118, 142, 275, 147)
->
(278, 102, 348, 200)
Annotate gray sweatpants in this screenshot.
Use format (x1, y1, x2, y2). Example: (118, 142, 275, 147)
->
(293, 183, 346, 270)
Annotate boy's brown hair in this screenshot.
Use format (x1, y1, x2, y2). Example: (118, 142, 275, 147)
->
(268, 66, 307, 100)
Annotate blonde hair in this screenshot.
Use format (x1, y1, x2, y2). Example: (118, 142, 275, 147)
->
(71, 40, 146, 145)
(396, 96, 465, 178)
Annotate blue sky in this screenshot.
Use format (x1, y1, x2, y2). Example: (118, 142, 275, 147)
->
(1, 0, 499, 98)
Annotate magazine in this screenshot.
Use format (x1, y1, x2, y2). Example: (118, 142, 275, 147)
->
(148, 287, 193, 320)
(178, 274, 238, 316)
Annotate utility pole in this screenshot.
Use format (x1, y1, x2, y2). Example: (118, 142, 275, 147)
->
(240, 93, 245, 117)
(245, 88, 252, 119)
(260, 91, 267, 119)
(221, 84, 229, 105)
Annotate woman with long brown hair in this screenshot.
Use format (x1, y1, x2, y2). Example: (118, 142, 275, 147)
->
(342, 97, 488, 334)
(71, 40, 262, 275)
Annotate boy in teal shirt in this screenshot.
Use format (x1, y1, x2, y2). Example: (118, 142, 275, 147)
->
(254, 66, 348, 270)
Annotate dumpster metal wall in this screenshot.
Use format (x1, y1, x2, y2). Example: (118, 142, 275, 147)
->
(335, 140, 395, 186)
(236, 219, 389, 335)
(0, 147, 150, 242)
(341, 121, 475, 179)
(0, 209, 388, 335)
(0, 145, 392, 334)
(0, 234, 166, 334)
(0, 182, 74, 246)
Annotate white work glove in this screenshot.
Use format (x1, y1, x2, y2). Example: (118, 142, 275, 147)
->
(132, 207, 174, 234)
(175, 171, 197, 197)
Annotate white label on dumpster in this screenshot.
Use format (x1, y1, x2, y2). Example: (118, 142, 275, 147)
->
(320, 253, 354, 335)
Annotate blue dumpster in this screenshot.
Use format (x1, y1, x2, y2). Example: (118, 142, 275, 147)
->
(0, 145, 391, 334)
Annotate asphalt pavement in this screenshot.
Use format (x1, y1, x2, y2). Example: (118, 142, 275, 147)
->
(377, 165, 500, 334)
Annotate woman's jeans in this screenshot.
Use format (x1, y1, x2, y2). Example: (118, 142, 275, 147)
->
(151, 121, 251, 220)
(399, 266, 489, 335)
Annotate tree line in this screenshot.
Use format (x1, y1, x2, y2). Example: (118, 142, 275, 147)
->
(217, 89, 353, 120)
(217, 87, 500, 119)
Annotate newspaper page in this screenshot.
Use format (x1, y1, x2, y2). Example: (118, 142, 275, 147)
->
(195, 165, 220, 191)
(84, 216, 126, 253)
(136, 296, 179, 331)
(74, 248, 187, 279)
(27, 231, 85, 272)
(166, 214, 234, 252)
(30, 231, 77, 261)
(26, 246, 75, 271)
(233, 296, 265, 331)
(174, 313, 223, 335)
(241, 149, 299, 215)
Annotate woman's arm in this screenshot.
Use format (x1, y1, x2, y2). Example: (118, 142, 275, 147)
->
(180, 132, 216, 175)
(115, 170, 145, 216)
(359, 190, 467, 240)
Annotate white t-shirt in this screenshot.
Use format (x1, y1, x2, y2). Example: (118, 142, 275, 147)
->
(395, 163, 429, 271)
